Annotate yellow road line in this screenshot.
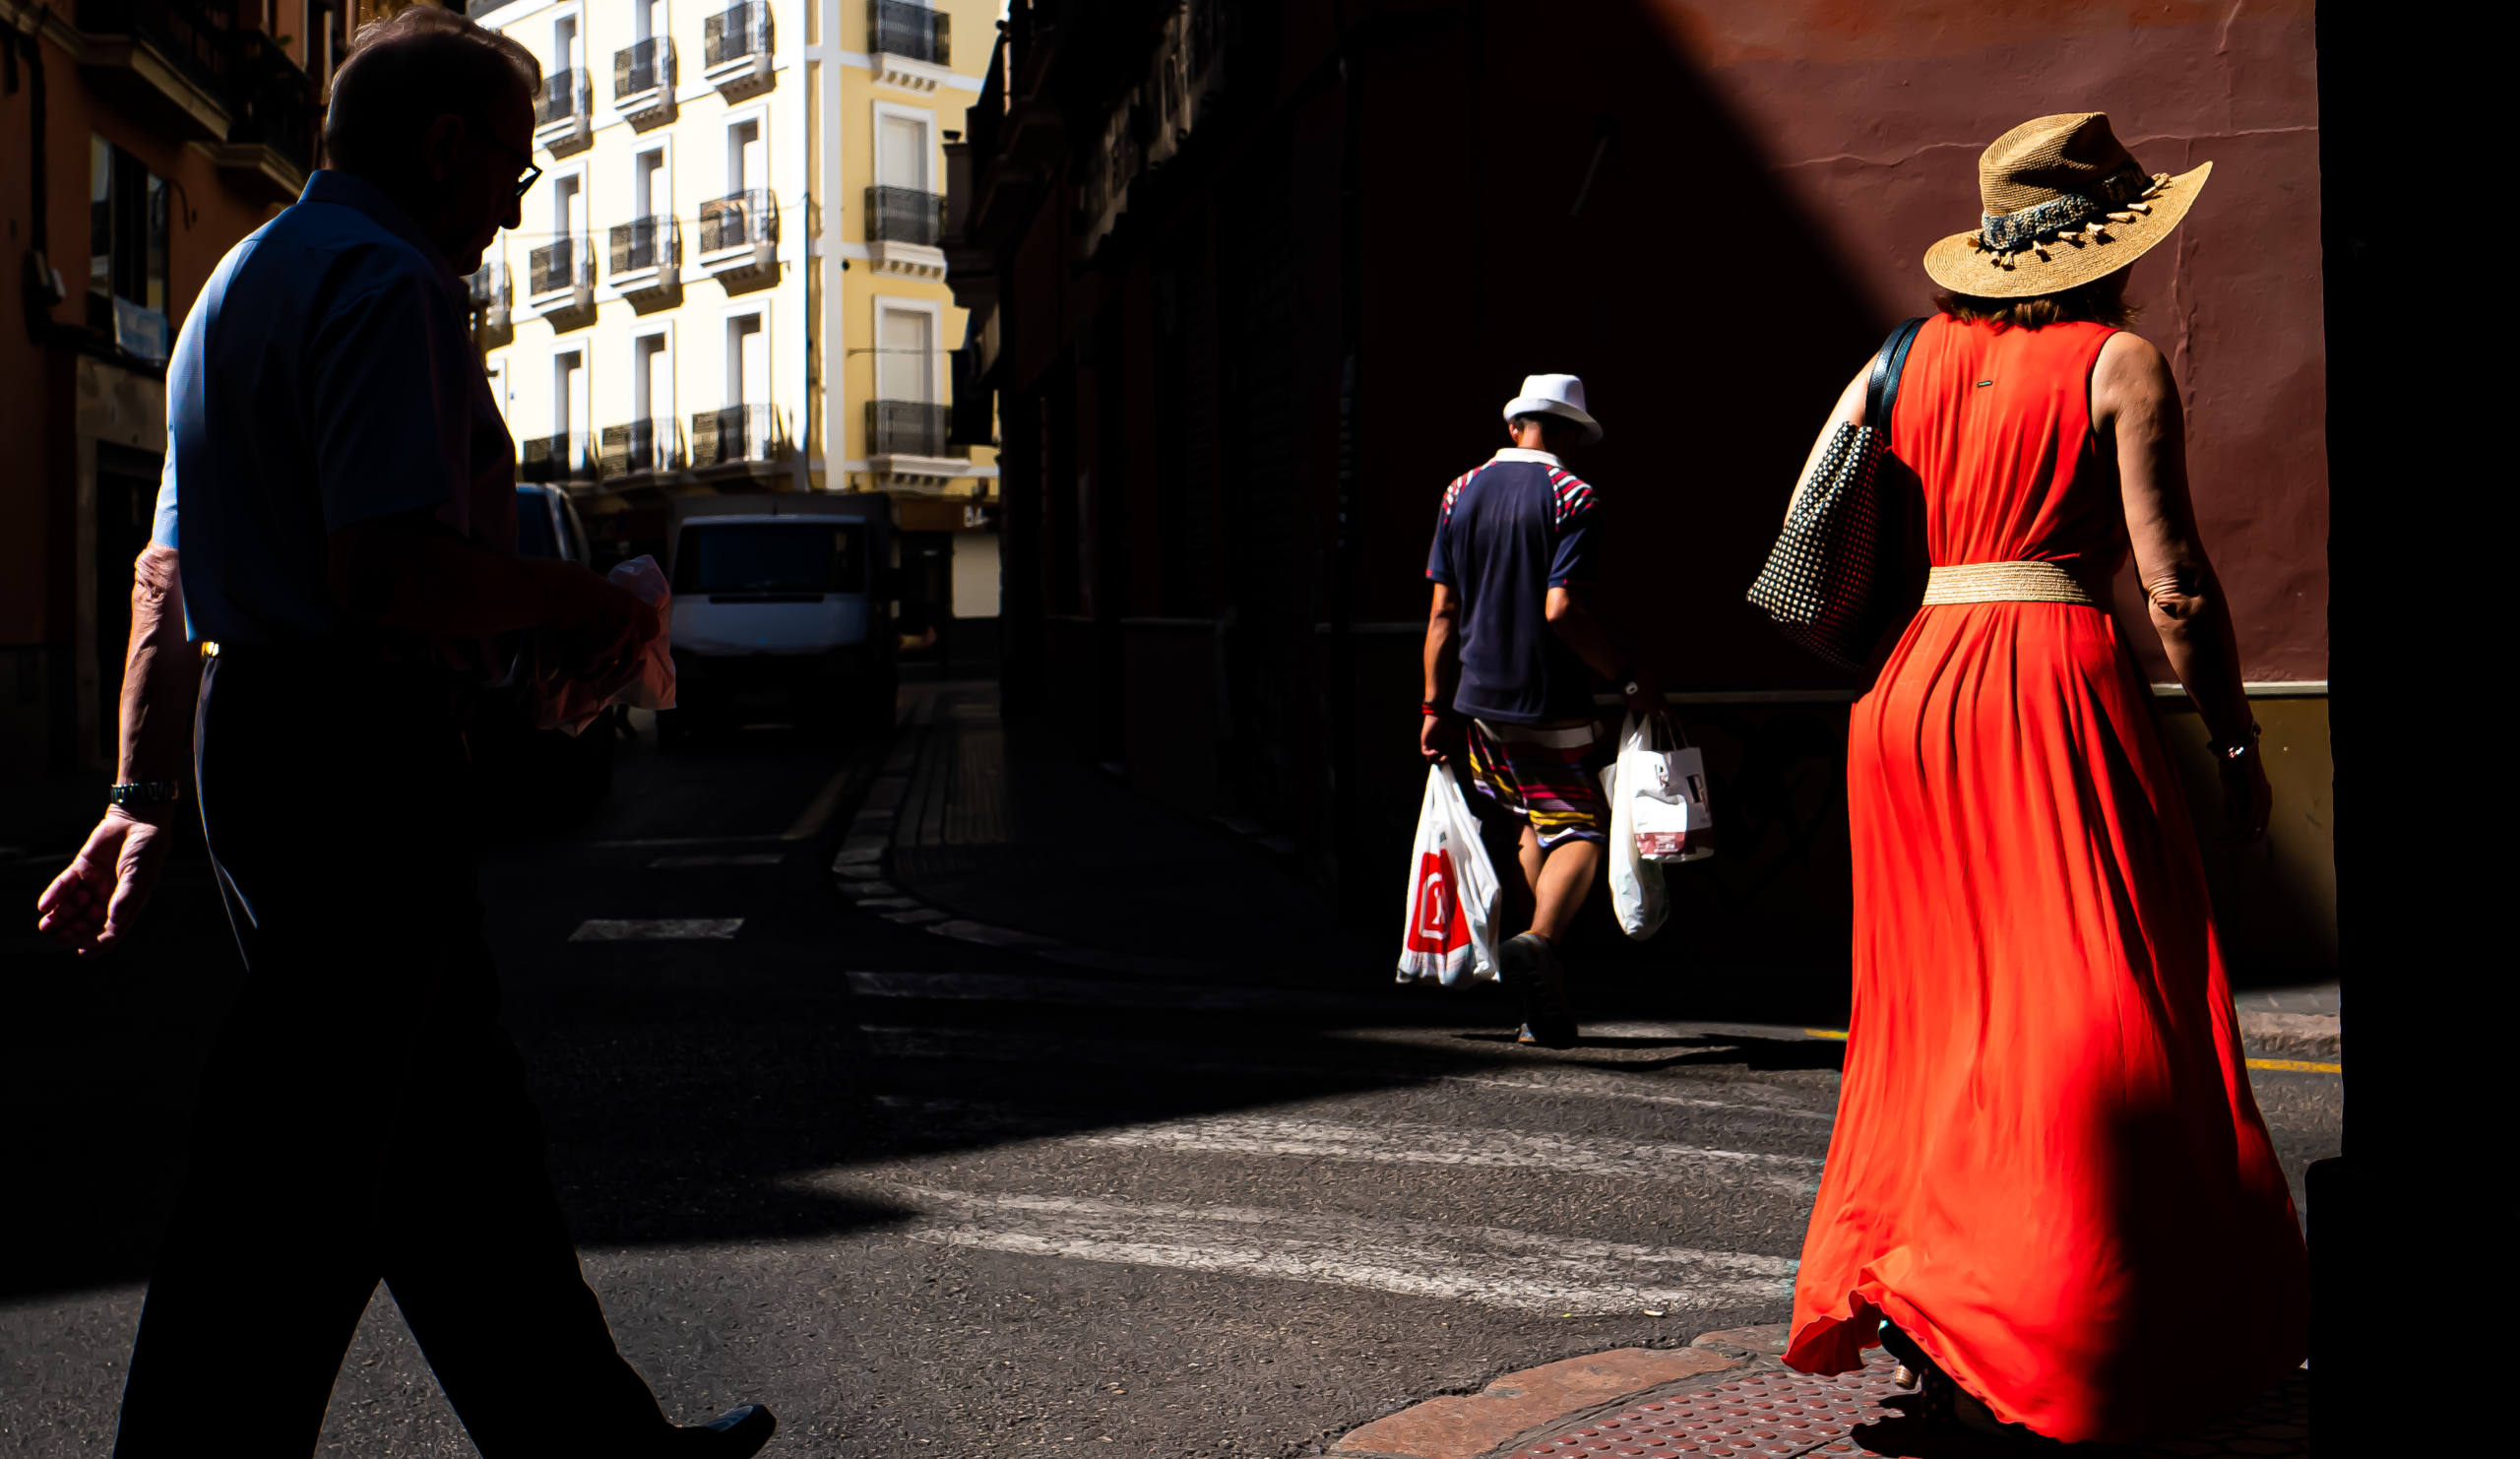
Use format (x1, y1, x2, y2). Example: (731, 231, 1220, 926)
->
(1801, 1029, 2338, 1075)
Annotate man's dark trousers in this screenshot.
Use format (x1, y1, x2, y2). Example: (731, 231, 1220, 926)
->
(113, 650, 673, 1456)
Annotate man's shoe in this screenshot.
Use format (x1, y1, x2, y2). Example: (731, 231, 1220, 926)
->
(1500, 932, 1579, 1047)
(677, 1403, 776, 1456)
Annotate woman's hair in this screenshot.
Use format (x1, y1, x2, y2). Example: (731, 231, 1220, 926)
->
(323, 7, 541, 175)
(1933, 269, 2136, 332)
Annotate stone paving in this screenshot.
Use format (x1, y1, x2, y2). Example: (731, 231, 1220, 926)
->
(1506, 1353, 2307, 1458)
(1340, 1327, 2311, 1459)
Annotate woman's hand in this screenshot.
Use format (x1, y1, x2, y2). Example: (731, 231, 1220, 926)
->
(2219, 749, 2273, 845)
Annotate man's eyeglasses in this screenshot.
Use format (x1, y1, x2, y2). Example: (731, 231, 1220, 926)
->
(486, 135, 542, 199)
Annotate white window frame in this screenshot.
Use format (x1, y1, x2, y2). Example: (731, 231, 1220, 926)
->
(720, 103, 771, 200)
(870, 294, 946, 405)
(722, 305, 769, 411)
(868, 100, 937, 193)
(632, 323, 676, 427)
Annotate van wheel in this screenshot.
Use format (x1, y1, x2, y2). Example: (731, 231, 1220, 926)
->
(657, 707, 692, 749)
(855, 675, 900, 738)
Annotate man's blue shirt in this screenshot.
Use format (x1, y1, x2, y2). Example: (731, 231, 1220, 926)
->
(1424, 448, 1604, 725)
(153, 170, 514, 646)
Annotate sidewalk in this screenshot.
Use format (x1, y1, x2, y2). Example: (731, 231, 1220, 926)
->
(1331, 1326, 2308, 1459)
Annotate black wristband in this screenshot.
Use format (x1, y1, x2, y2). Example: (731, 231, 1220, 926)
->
(108, 781, 182, 809)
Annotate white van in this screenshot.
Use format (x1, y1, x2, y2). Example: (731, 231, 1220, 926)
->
(660, 494, 898, 742)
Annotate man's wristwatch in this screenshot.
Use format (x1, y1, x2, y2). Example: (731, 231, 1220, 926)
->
(2209, 722, 2262, 761)
(108, 781, 183, 809)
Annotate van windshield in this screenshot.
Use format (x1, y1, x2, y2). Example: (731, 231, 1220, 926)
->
(675, 523, 866, 596)
(515, 490, 560, 559)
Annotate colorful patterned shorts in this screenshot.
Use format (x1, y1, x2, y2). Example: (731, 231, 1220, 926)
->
(1463, 719, 1609, 850)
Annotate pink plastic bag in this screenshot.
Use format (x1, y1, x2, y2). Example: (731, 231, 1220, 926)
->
(529, 555, 677, 735)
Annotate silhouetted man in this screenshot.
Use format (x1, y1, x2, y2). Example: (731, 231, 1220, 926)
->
(35, 10, 772, 1454)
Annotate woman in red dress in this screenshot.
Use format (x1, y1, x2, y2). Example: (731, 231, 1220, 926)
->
(1781, 113, 2307, 1443)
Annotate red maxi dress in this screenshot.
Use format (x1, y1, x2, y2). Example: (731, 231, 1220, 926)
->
(1784, 316, 2307, 1441)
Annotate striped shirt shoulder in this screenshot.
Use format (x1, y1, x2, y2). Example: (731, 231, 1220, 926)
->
(1546, 466, 1600, 527)
(1438, 469, 1477, 522)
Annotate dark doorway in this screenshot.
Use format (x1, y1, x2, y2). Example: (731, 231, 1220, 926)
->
(93, 441, 162, 761)
(896, 530, 953, 675)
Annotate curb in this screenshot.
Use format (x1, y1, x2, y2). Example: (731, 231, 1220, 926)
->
(1329, 1327, 1790, 1459)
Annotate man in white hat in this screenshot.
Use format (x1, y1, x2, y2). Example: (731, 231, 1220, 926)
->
(1419, 373, 1661, 1047)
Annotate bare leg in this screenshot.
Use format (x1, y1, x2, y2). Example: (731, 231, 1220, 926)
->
(1529, 839, 1602, 943)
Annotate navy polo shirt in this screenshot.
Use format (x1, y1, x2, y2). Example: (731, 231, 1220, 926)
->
(1424, 448, 1604, 725)
(151, 169, 515, 647)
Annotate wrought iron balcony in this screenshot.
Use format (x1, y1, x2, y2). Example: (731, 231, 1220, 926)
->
(867, 400, 954, 459)
(688, 404, 788, 468)
(75, 0, 236, 138)
(870, 0, 949, 65)
(519, 431, 597, 482)
(220, 30, 314, 193)
(613, 34, 675, 99)
(536, 67, 588, 125)
(704, 1, 773, 68)
(528, 236, 591, 297)
(699, 189, 779, 254)
(865, 186, 946, 246)
(599, 417, 681, 476)
(608, 215, 680, 277)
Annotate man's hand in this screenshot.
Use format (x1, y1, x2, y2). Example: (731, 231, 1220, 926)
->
(34, 808, 178, 957)
(1620, 675, 1665, 724)
(532, 564, 659, 685)
(2219, 750, 2273, 845)
(1419, 713, 1461, 764)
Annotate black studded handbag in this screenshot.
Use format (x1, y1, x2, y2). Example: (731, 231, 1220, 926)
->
(1745, 316, 1928, 673)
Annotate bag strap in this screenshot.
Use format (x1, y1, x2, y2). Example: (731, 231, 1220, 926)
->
(1860, 316, 1929, 432)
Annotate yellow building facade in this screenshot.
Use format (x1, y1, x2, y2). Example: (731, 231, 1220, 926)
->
(468, 0, 1000, 620)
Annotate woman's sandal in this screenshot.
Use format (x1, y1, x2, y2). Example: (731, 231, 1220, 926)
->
(1878, 1321, 2055, 1447)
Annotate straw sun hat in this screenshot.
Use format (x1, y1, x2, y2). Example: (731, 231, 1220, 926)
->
(1922, 112, 2211, 298)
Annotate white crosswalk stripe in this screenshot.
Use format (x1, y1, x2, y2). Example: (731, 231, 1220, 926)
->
(802, 1183, 1797, 1315)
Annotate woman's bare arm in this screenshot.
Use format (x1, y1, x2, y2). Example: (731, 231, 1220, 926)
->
(1784, 363, 1872, 524)
(2094, 330, 2270, 839)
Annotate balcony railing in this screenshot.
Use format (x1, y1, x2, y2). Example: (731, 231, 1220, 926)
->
(608, 215, 680, 276)
(699, 190, 779, 253)
(465, 262, 510, 315)
(689, 404, 787, 468)
(528, 236, 590, 296)
(224, 31, 314, 174)
(536, 67, 588, 125)
(868, 400, 953, 458)
(77, 0, 233, 106)
(520, 431, 597, 482)
(704, 1, 773, 67)
(600, 417, 681, 476)
(870, 0, 949, 65)
(613, 34, 675, 98)
(865, 186, 945, 246)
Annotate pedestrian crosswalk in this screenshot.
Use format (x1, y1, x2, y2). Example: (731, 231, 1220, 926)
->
(818, 958, 1841, 1336)
(823, 1185, 1797, 1316)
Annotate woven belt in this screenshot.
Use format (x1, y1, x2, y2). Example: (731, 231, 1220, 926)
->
(1921, 561, 2098, 606)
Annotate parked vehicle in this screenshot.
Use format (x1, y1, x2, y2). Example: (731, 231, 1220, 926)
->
(658, 493, 898, 744)
(469, 483, 619, 821)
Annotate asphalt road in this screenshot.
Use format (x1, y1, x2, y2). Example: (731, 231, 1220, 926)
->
(0, 708, 2343, 1457)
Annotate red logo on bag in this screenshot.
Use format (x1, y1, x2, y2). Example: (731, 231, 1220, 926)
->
(1407, 850, 1469, 955)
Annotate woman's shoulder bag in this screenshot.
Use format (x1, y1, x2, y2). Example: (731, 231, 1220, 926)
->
(1744, 316, 1928, 673)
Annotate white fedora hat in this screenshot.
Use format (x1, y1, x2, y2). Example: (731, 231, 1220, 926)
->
(1501, 373, 1601, 446)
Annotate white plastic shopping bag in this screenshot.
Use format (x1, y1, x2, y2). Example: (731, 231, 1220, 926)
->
(1599, 713, 1716, 941)
(530, 554, 679, 735)
(1623, 716, 1714, 863)
(1396, 763, 1502, 985)
(1600, 721, 1669, 941)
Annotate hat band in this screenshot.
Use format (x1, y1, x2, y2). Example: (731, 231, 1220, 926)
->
(1973, 161, 2161, 255)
